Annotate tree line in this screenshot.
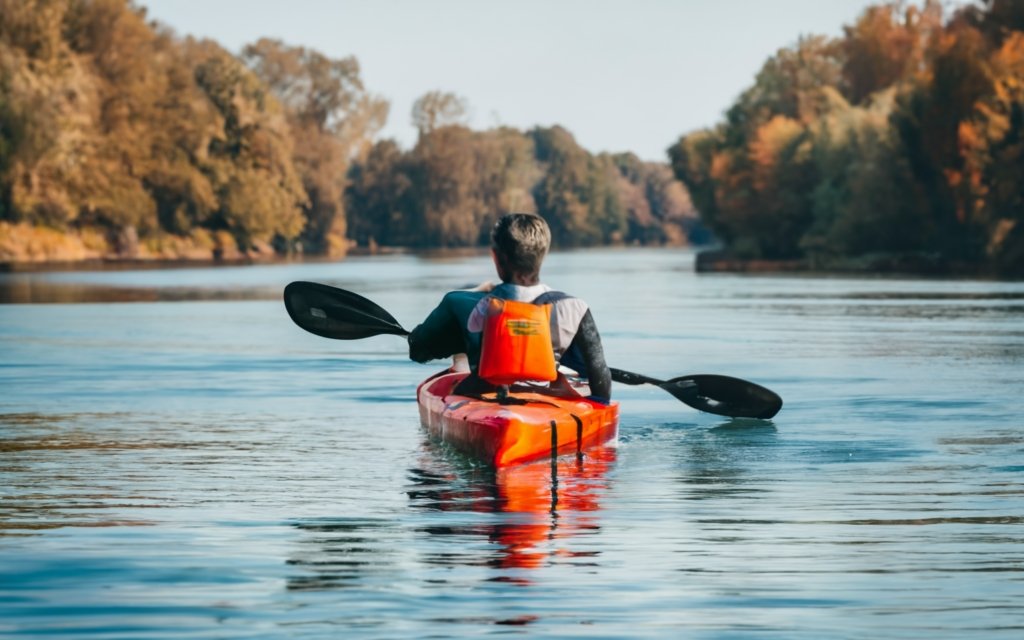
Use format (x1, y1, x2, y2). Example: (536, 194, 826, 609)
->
(0, 0, 698, 263)
(669, 0, 1024, 275)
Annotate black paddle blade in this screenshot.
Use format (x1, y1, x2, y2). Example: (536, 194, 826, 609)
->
(284, 281, 409, 340)
(669, 374, 783, 420)
(611, 367, 783, 419)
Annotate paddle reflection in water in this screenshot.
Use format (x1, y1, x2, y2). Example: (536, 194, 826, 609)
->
(407, 443, 617, 576)
(285, 518, 405, 591)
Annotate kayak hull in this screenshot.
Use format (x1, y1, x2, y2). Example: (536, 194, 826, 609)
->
(417, 371, 619, 468)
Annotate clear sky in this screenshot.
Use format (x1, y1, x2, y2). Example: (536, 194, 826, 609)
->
(143, 0, 967, 162)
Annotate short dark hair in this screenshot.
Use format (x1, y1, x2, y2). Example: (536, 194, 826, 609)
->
(490, 213, 550, 284)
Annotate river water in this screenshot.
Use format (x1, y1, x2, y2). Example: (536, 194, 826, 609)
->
(1, 248, 1022, 638)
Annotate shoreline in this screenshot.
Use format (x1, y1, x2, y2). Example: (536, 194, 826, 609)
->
(0, 244, 697, 274)
(694, 249, 1003, 278)
(3, 245, 1010, 279)
(0, 245, 420, 274)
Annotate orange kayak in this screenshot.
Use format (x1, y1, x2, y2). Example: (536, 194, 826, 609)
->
(416, 370, 620, 467)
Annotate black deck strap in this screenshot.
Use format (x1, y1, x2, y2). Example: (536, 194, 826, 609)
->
(472, 395, 561, 407)
(453, 373, 574, 407)
(510, 376, 585, 400)
(451, 372, 499, 397)
(571, 414, 583, 458)
(448, 386, 562, 407)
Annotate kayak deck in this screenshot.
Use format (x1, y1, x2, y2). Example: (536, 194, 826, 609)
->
(417, 370, 619, 467)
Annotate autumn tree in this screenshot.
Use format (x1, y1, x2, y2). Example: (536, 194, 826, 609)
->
(345, 139, 414, 247)
(531, 126, 609, 246)
(411, 91, 469, 136)
(243, 38, 388, 255)
(840, 1, 942, 104)
(890, 18, 994, 262)
(194, 43, 306, 250)
(671, 37, 841, 259)
(670, 0, 1024, 273)
(1, 0, 95, 230)
(958, 32, 1024, 273)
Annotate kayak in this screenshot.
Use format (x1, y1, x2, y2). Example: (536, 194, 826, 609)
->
(417, 370, 620, 468)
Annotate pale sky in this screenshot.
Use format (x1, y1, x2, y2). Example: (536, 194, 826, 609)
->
(143, 0, 970, 162)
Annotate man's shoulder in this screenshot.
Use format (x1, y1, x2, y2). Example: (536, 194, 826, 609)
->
(442, 289, 489, 302)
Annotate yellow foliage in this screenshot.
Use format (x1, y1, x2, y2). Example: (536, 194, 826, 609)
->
(750, 116, 804, 170)
(749, 116, 804, 192)
(0, 221, 104, 262)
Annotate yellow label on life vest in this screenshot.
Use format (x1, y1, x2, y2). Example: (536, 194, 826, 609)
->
(506, 319, 542, 336)
(478, 297, 557, 385)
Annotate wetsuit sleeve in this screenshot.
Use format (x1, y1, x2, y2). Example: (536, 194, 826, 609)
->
(408, 291, 486, 364)
(564, 309, 611, 403)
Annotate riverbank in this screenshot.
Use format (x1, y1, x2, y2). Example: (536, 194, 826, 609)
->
(695, 249, 1001, 277)
(0, 222, 267, 271)
(0, 222, 336, 273)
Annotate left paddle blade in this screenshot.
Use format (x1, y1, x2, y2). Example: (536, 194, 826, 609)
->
(284, 281, 409, 340)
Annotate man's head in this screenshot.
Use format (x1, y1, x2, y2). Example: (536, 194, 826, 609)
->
(490, 213, 551, 285)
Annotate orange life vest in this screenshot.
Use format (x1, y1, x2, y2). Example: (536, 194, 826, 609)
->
(477, 297, 558, 385)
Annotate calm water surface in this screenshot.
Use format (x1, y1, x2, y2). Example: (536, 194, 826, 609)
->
(1, 249, 1022, 638)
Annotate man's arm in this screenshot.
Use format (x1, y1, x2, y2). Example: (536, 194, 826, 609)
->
(408, 291, 487, 363)
(563, 310, 612, 403)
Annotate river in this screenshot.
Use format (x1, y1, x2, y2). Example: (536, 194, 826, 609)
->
(1, 248, 1022, 638)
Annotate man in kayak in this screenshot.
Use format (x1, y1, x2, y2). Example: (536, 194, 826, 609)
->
(408, 212, 612, 403)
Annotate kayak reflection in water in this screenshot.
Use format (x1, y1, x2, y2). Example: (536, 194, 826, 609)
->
(407, 212, 612, 404)
(407, 444, 618, 574)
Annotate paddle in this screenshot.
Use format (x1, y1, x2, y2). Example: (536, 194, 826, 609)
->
(284, 281, 783, 419)
(608, 368, 781, 419)
(284, 281, 409, 339)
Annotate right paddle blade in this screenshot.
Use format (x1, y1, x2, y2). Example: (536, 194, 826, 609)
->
(284, 281, 409, 340)
(669, 374, 783, 419)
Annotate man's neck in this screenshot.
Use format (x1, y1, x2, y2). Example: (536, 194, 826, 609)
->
(503, 275, 540, 286)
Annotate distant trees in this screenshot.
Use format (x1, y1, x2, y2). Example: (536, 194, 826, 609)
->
(411, 91, 468, 135)
(0, 0, 701, 262)
(345, 115, 701, 251)
(669, 0, 1024, 275)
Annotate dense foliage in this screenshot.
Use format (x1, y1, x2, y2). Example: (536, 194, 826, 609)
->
(669, 0, 1024, 274)
(0, 0, 697, 261)
(346, 122, 698, 250)
(0, 0, 385, 258)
